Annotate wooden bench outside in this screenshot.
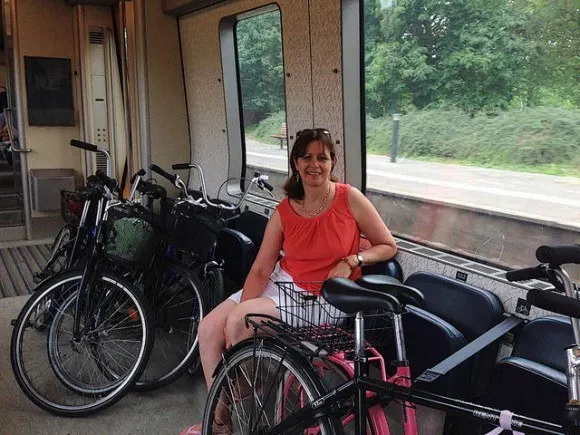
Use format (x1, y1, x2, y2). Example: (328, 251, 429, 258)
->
(270, 122, 287, 149)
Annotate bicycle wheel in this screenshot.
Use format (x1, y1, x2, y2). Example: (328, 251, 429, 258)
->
(203, 338, 341, 434)
(11, 269, 153, 417)
(132, 259, 207, 391)
(31, 225, 78, 331)
(38, 224, 77, 281)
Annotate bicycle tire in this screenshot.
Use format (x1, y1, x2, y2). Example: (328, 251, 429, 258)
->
(11, 269, 153, 417)
(203, 338, 341, 434)
(39, 224, 77, 280)
(132, 259, 208, 391)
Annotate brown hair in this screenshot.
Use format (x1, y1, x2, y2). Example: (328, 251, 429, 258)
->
(283, 128, 338, 200)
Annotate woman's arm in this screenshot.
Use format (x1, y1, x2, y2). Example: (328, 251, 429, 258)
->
(345, 186, 397, 267)
(239, 209, 284, 303)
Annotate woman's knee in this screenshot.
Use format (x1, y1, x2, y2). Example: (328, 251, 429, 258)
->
(225, 298, 278, 344)
(199, 300, 235, 344)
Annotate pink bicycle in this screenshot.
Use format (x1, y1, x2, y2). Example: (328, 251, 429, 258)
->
(201, 245, 580, 434)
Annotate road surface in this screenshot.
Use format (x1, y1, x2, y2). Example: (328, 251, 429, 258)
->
(246, 139, 580, 228)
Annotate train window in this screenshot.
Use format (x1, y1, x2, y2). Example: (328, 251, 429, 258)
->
(363, 0, 580, 279)
(235, 8, 287, 201)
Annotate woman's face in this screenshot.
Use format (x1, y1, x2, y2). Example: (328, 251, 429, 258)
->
(294, 140, 334, 187)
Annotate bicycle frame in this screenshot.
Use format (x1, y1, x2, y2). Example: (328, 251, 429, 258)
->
(71, 196, 117, 340)
(264, 307, 567, 435)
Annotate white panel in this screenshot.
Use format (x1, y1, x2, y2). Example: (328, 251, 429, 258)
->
(310, 0, 345, 181)
(179, 0, 317, 196)
(89, 35, 106, 75)
(90, 75, 108, 147)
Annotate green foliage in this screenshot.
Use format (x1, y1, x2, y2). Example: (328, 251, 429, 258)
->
(237, 11, 285, 120)
(366, 0, 540, 116)
(245, 111, 286, 145)
(366, 107, 580, 176)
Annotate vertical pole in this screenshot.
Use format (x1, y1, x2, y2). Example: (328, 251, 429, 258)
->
(391, 113, 401, 163)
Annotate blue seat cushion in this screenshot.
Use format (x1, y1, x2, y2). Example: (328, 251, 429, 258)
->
(404, 272, 505, 399)
(380, 305, 469, 399)
(215, 228, 257, 289)
(361, 258, 404, 282)
(234, 210, 268, 248)
(512, 315, 574, 372)
(483, 356, 567, 425)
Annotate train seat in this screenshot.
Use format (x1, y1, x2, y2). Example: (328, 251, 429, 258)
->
(404, 272, 505, 400)
(215, 210, 269, 291)
(482, 315, 572, 425)
(357, 264, 470, 398)
(401, 305, 470, 397)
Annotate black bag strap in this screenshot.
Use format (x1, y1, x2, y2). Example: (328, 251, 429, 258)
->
(416, 315, 524, 383)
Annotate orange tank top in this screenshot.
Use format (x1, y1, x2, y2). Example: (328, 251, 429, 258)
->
(278, 183, 362, 294)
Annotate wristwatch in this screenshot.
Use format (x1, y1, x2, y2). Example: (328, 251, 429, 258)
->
(356, 253, 364, 267)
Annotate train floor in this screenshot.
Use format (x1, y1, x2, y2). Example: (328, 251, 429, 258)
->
(0, 295, 206, 435)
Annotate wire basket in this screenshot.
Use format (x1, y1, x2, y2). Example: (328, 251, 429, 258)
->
(248, 281, 394, 358)
(104, 203, 163, 267)
(60, 190, 85, 226)
(164, 200, 226, 259)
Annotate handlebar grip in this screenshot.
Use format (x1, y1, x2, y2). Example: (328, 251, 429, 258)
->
(172, 163, 192, 170)
(527, 289, 580, 318)
(536, 245, 580, 266)
(260, 179, 274, 191)
(505, 265, 546, 282)
(70, 139, 98, 152)
(130, 168, 146, 184)
(150, 164, 177, 184)
(95, 170, 117, 191)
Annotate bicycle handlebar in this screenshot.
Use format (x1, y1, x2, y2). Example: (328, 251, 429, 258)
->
(527, 289, 580, 319)
(171, 163, 273, 210)
(70, 139, 112, 177)
(130, 169, 146, 184)
(536, 244, 580, 266)
(70, 139, 98, 152)
(150, 164, 177, 185)
(95, 170, 117, 193)
(507, 245, 580, 324)
(505, 265, 546, 282)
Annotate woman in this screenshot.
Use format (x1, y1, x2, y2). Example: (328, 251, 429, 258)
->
(182, 128, 397, 434)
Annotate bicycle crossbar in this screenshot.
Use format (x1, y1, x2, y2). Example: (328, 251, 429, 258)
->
(416, 315, 524, 383)
(265, 374, 563, 435)
(359, 379, 565, 435)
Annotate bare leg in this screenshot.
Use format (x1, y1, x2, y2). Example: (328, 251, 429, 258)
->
(225, 296, 280, 346)
(198, 298, 237, 389)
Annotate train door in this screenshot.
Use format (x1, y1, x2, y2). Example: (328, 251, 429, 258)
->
(0, 0, 28, 241)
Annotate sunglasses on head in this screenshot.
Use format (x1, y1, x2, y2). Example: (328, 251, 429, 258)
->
(296, 128, 331, 139)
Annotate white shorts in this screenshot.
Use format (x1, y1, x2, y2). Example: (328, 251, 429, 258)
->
(228, 262, 344, 327)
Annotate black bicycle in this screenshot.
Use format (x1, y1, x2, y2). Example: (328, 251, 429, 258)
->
(201, 244, 580, 435)
(11, 146, 154, 416)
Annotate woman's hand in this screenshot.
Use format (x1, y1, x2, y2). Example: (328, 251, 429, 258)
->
(326, 257, 355, 279)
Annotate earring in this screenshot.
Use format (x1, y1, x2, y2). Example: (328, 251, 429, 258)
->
(296, 173, 300, 183)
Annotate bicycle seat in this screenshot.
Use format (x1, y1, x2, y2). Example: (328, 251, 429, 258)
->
(322, 278, 402, 314)
(356, 274, 425, 308)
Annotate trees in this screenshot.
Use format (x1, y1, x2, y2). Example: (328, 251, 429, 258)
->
(364, 0, 579, 116)
(236, 11, 285, 122)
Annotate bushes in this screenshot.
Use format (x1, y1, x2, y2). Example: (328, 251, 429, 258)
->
(367, 107, 580, 176)
(247, 107, 580, 176)
(245, 111, 286, 145)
